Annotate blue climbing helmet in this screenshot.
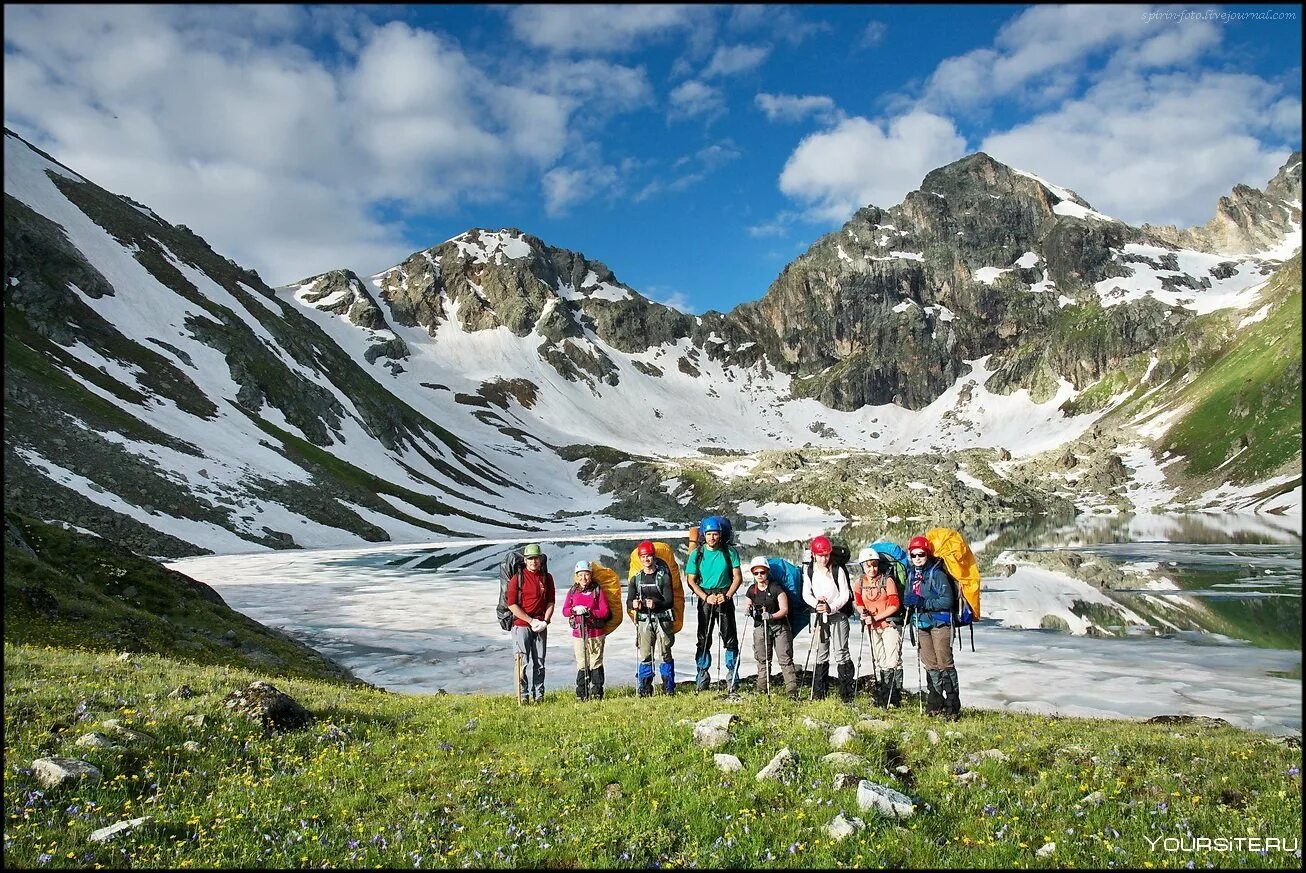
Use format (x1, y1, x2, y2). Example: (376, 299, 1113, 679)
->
(702, 517, 723, 533)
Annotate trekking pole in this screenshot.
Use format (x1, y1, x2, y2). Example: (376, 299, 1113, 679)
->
(580, 613, 592, 702)
(761, 610, 771, 697)
(854, 616, 866, 698)
(515, 650, 524, 705)
(866, 620, 881, 709)
(809, 614, 827, 702)
(801, 612, 817, 695)
(715, 601, 726, 695)
(699, 598, 717, 692)
(908, 609, 923, 716)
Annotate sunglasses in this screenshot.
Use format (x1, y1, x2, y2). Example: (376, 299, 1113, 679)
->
(751, 568, 769, 575)
(909, 552, 928, 558)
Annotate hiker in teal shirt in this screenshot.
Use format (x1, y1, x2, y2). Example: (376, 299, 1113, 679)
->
(686, 518, 743, 692)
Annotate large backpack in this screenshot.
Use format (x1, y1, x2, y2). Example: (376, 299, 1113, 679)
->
(496, 550, 549, 632)
(924, 527, 981, 651)
(625, 543, 687, 634)
(765, 557, 810, 637)
(866, 540, 908, 622)
(583, 562, 625, 636)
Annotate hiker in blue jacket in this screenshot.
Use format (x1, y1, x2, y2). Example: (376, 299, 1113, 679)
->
(900, 536, 961, 720)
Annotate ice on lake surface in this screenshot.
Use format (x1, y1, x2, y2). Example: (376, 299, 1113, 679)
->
(170, 513, 1301, 736)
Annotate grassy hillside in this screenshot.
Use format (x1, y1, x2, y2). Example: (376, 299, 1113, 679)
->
(3, 512, 361, 686)
(1159, 255, 1302, 488)
(3, 643, 1301, 869)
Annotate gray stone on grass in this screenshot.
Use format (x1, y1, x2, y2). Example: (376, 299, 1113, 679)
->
(801, 716, 827, 730)
(223, 681, 312, 733)
(75, 732, 121, 750)
(833, 772, 862, 789)
(694, 713, 737, 748)
(756, 747, 797, 782)
(1036, 842, 1056, 858)
(1078, 790, 1105, 807)
(830, 726, 856, 748)
(714, 754, 744, 773)
(90, 816, 151, 843)
(954, 770, 978, 784)
(926, 729, 940, 746)
(827, 813, 865, 840)
(99, 719, 155, 744)
(822, 752, 868, 769)
(32, 757, 103, 790)
(964, 748, 1008, 765)
(856, 780, 916, 820)
(182, 741, 202, 753)
(856, 718, 892, 732)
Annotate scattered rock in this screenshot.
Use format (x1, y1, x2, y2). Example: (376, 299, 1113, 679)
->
(222, 681, 312, 733)
(99, 719, 155, 744)
(693, 713, 737, 748)
(463, 718, 479, 731)
(90, 816, 151, 843)
(169, 685, 194, 699)
(926, 729, 940, 746)
(964, 748, 1008, 765)
(830, 726, 856, 748)
(953, 770, 978, 784)
(604, 782, 622, 800)
(827, 813, 865, 840)
(1036, 842, 1056, 858)
(1268, 735, 1301, 749)
(181, 714, 205, 729)
(714, 754, 744, 773)
(856, 780, 915, 820)
(1079, 790, 1106, 807)
(31, 757, 103, 790)
(801, 716, 827, 730)
(833, 773, 862, 789)
(823, 752, 869, 769)
(74, 732, 120, 750)
(756, 747, 797, 782)
(116, 653, 133, 662)
(182, 741, 202, 753)
(856, 718, 892, 732)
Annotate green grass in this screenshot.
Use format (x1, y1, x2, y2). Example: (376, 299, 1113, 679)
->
(1159, 258, 1302, 483)
(3, 643, 1301, 869)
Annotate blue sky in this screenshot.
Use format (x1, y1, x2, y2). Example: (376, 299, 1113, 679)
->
(4, 5, 1301, 313)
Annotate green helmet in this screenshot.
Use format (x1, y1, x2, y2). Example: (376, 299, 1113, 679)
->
(523, 543, 542, 557)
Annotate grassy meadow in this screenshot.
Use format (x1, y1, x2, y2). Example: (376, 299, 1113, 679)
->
(4, 643, 1301, 869)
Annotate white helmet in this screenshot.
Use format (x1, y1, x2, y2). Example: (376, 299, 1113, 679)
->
(748, 555, 770, 573)
(857, 547, 881, 564)
(573, 560, 591, 575)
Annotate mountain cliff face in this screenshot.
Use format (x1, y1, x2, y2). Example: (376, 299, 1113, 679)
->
(4, 129, 1300, 559)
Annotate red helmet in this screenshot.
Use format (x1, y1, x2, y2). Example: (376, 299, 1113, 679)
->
(908, 536, 933, 555)
(810, 535, 832, 556)
(637, 541, 656, 557)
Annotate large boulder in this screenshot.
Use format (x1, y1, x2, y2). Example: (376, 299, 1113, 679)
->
(693, 713, 737, 748)
(31, 757, 103, 790)
(222, 681, 312, 733)
(857, 780, 916, 820)
(756, 747, 797, 782)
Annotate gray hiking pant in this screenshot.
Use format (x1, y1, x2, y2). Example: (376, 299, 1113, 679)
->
(752, 622, 797, 694)
(636, 615, 675, 666)
(512, 625, 547, 701)
(811, 612, 852, 666)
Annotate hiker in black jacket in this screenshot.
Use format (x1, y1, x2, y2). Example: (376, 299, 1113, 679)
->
(627, 541, 676, 696)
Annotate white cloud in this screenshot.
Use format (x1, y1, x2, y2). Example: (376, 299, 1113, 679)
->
(755, 93, 842, 124)
(778, 112, 968, 221)
(923, 5, 1221, 108)
(642, 287, 696, 313)
(503, 5, 705, 54)
(1, 7, 634, 283)
(668, 80, 724, 120)
(638, 142, 740, 202)
(702, 43, 770, 79)
(982, 71, 1302, 227)
(859, 20, 887, 49)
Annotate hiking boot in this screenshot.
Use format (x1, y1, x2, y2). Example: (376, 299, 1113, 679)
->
(887, 668, 904, 708)
(695, 669, 710, 692)
(591, 667, 605, 701)
(940, 666, 961, 720)
(837, 661, 855, 702)
(925, 669, 946, 716)
(659, 661, 676, 696)
(575, 670, 588, 701)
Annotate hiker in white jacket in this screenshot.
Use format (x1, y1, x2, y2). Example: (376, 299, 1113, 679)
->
(801, 535, 855, 701)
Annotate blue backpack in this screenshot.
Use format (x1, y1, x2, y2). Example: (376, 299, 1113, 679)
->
(765, 557, 809, 637)
(870, 541, 909, 587)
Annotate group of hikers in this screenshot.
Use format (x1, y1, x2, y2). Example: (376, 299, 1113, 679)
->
(501, 518, 976, 721)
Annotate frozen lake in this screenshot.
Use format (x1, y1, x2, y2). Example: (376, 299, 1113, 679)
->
(169, 514, 1302, 736)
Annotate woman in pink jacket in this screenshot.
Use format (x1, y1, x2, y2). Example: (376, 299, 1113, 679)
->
(563, 561, 612, 701)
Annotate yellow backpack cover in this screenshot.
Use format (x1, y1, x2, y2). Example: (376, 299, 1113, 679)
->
(626, 542, 687, 634)
(924, 527, 981, 621)
(585, 563, 625, 637)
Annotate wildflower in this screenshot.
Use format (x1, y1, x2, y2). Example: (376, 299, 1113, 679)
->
(982, 804, 998, 816)
(1288, 766, 1300, 777)
(37, 854, 53, 865)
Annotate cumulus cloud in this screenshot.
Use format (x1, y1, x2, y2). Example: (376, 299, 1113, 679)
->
(755, 93, 843, 124)
(702, 43, 770, 79)
(1, 6, 645, 283)
(982, 71, 1302, 227)
(778, 111, 969, 221)
(668, 80, 724, 120)
(858, 20, 887, 49)
(503, 5, 706, 54)
(923, 5, 1221, 108)
(543, 164, 621, 216)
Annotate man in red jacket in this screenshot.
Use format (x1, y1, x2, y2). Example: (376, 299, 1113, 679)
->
(506, 543, 555, 703)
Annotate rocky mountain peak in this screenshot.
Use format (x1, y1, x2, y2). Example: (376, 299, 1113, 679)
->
(1265, 150, 1302, 203)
